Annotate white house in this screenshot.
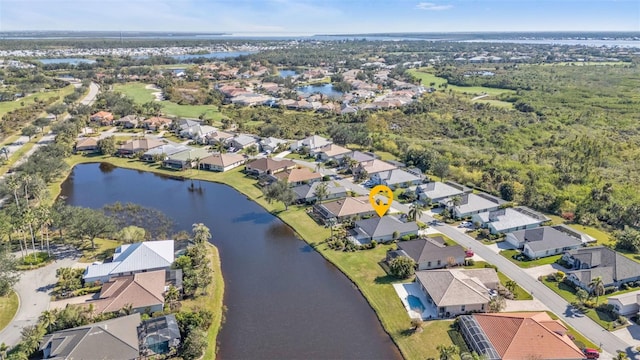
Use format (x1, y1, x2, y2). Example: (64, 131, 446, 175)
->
(199, 153, 245, 172)
(371, 169, 422, 189)
(608, 290, 640, 316)
(83, 240, 175, 284)
(505, 226, 583, 259)
(290, 135, 332, 151)
(416, 181, 472, 204)
(229, 134, 258, 150)
(259, 137, 288, 153)
(471, 206, 549, 234)
(315, 143, 352, 161)
(440, 193, 506, 218)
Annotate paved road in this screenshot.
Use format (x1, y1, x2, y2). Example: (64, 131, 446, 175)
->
(80, 82, 99, 106)
(0, 247, 79, 347)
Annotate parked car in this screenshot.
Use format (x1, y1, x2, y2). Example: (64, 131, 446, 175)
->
(583, 349, 599, 359)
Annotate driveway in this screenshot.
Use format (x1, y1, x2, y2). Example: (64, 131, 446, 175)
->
(0, 246, 80, 347)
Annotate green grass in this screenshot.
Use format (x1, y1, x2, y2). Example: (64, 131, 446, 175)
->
(78, 238, 121, 262)
(499, 249, 563, 268)
(285, 152, 314, 161)
(375, 151, 399, 161)
(0, 136, 39, 176)
(568, 224, 613, 245)
(407, 68, 515, 97)
(51, 155, 458, 359)
(113, 83, 224, 122)
(0, 291, 19, 332)
(0, 85, 75, 119)
(181, 243, 224, 359)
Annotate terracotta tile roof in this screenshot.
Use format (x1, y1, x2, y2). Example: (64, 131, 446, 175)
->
(144, 117, 172, 126)
(87, 270, 165, 314)
(274, 167, 321, 183)
(92, 111, 113, 119)
(473, 312, 585, 360)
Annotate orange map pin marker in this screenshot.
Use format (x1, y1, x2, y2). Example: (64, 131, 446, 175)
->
(369, 185, 393, 217)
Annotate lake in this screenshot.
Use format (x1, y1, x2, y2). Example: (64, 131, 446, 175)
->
(60, 163, 401, 360)
(278, 69, 298, 78)
(296, 84, 343, 98)
(38, 58, 96, 65)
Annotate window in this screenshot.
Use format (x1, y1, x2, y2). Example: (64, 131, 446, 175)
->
(437, 260, 441, 266)
(461, 305, 466, 312)
(481, 304, 485, 310)
(427, 261, 431, 267)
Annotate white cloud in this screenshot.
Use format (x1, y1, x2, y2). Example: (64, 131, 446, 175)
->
(415, 2, 453, 11)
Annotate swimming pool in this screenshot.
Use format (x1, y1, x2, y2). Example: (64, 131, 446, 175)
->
(407, 295, 426, 313)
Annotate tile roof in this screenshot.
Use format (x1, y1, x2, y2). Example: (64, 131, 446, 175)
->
(199, 152, 245, 167)
(84, 240, 174, 281)
(511, 226, 582, 252)
(75, 137, 98, 147)
(143, 144, 189, 157)
(293, 181, 347, 201)
(246, 157, 296, 172)
(318, 196, 374, 217)
(471, 312, 585, 360)
(88, 270, 165, 314)
(355, 216, 419, 238)
(608, 290, 640, 306)
(360, 159, 397, 174)
(415, 269, 498, 307)
(397, 237, 467, 264)
(166, 148, 211, 162)
(119, 138, 165, 152)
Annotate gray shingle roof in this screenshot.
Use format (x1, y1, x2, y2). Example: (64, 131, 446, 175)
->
(355, 216, 419, 238)
(512, 226, 582, 252)
(397, 237, 467, 264)
(293, 181, 347, 201)
(566, 246, 640, 286)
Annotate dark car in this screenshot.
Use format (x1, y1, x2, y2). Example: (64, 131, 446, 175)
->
(583, 348, 599, 359)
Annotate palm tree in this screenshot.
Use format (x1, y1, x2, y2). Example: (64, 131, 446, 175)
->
(589, 276, 605, 304)
(39, 310, 57, 333)
(6, 175, 21, 210)
(437, 344, 459, 360)
(576, 288, 589, 305)
(612, 351, 629, 360)
(211, 141, 226, 153)
(165, 285, 180, 310)
(192, 223, 211, 244)
(20, 324, 44, 353)
(0, 342, 8, 360)
(313, 182, 329, 204)
(448, 195, 462, 219)
(408, 202, 425, 222)
(120, 303, 134, 316)
(315, 161, 325, 174)
(505, 280, 517, 294)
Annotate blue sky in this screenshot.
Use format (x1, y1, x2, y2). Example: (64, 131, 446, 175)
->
(0, 0, 638, 33)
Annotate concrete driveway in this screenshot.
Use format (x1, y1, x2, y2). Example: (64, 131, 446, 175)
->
(0, 246, 80, 347)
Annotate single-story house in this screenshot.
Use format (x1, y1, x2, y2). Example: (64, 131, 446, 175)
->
(388, 237, 467, 270)
(141, 144, 189, 162)
(90, 111, 114, 126)
(608, 290, 640, 316)
(506, 226, 583, 259)
(271, 167, 322, 186)
(138, 314, 182, 357)
(229, 134, 258, 150)
(290, 135, 332, 152)
(563, 246, 640, 290)
(293, 181, 348, 204)
(313, 196, 376, 223)
(75, 137, 99, 153)
(143, 117, 172, 131)
(84, 270, 165, 315)
(83, 240, 175, 284)
(259, 137, 288, 153)
(179, 124, 217, 142)
(371, 168, 422, 189)
(458, 312, 586, 360)
(416, 181, 472, 204)
(245, 157, 296, 176)
(357, 159, 397, 175)
(415, 268, 499, 318)
(115, 115, 144, 128)
(472, 206, 549, 234)
(346, 151, 377, 166)
(315, 143, 352, 161)
(440, 193, 506, 218)
(117, 138, 165, 157)
(161, 148, 210, 170)
(206, 130, 235, 145)
(352, 215, 419, 243)
(199, 152, 245, 172)
(551, 224, 597, 244)
(40, 314, 141, 360)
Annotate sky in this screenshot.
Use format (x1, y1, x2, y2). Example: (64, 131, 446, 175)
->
(0, 0, 638, 34)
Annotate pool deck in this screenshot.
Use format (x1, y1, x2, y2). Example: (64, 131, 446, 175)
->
(392, 282, 438, 320)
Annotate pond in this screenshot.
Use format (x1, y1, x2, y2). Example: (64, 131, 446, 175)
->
(296, 83, 343, 98)
(60, 163, 401, 360)
(38, 58, 96, 65)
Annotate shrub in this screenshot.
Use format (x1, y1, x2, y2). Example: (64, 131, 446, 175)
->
(484, 264, 498, 271)
(400, 235, 411, 241)
(370, 240, 377, 248)
(389, 256, 416, 279)
(604, 286, 617, 294)
(466, 258, 475, 266)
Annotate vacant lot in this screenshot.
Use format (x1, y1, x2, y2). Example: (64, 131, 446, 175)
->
(407, 68, 515, 97)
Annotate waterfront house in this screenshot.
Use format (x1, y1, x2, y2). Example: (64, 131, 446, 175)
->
(415, 268, 499, 318)
(352, 215, 419, 243)
(74, 137, 99, 153)
(315, 143, 352, 161)
(458, 312, 586, 360)
(371, 168, 422, 189)
(416, 181, 472, 204)
(313, 196, 376, 223)
(84, 270, 165, 315)
(388, 237, 467, 270)
(199, 152, 245, 172)
(293, 181, 348, 204)
(290, 135, 332, 152)
(440, 193, 506, 218)
(271, 167, 322, 186)
(90, 111, 114, 126)
(161, 148, 210, 170)
(40, 314, 141, 360)
(117, 138, 165, 157)
(505, 226, 583, 259)
(563, 246, 640, 290)
(245, 157, 296, 176)
(138, 314, 181, 357)
(141, 144, 189, 162)
(83, 240, 174, 284)
(608, 290, 640, 316)
(472, 206, 549, 234)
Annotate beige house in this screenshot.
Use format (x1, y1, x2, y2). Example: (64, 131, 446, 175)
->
(271, 167, 322, 186)
(117, 138, 165, 156)
(199, 153, 245, 172)
(245, 158, 296, 176)
(83, 270, 165, 315)
(313, 196, 376, 223)
(415, 268, 499, 318)
(315, 144, 352, 161)
(75, 137, 99, 153)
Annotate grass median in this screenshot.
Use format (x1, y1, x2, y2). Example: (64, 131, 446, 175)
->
(0, 291, 19, 332)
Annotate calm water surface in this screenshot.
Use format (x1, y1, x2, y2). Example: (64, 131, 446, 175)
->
(60, 163, 401, 360)
(296, 84, 343, 98)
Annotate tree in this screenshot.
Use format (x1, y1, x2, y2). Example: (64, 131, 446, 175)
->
(589, 276, 605, 304)
(499, 182, 515, 201)
(181, 329, 207, 360)
(612, 351, 629, 360)
(448, 195, 462, 218)
(33, 118, 52, 133)
(389, 256, 416, 279)
(488, 295, 506, 312)
(505, 280, 517, 294)
(0, 248, 19, 296)
(0, 147, 8, 161)
(165, 285, 181, 311)
(39, 310, 57, 333)
(576, 288, 589, 304)
(116, 225, 146, 243)
(21, 125, 38, 140)
(437, 344, 459, 360)
(20, 324, 44, 353)
(245, 145, 259, 156)
(411, 318, 424, 333)
(262, 180, 296, 210)
(97, 136, 117, 156)
(433, 157, 450, 181)
(313, 182, 329, 203)
(46, 103, 67, 121)
(614, 226, 640, 253)
(69, 207, 117, 249)
(408, 202, 425, 222)
(192, 223, 211, 244)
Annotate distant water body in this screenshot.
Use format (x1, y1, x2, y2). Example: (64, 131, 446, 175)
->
(38, 51, 256, 64)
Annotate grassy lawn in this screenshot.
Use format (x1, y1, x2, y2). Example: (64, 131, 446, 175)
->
(407, 68, 515, 97)
(113, 83, 224, 122)
(0, 291, 19, 332)
(52, 155, 459, 359)
(0, 85, 75, 119)
(284, 152, 314, 161)
(180, 243, 224, 359)
(568, 224, 613, 245)
(0, 137, 38, 176)
(78, 238, 121, 262)
(375, 151, 399, 161)
(499, 249, 562, 268)
(0, 135, 20, 147)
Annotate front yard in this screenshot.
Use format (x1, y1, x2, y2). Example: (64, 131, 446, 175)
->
(499, 249, 562, 268)
(466, 261, 533, 300)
